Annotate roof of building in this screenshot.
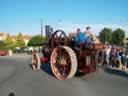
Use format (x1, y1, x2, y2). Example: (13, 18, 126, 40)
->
(0, 32, 6, 36)
(11, 35, 17, 39)
(23, 35, 32, 40)
(11, 35, 32, 40)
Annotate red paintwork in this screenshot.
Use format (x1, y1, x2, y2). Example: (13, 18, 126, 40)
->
(43, 42, 97, 74)
(0, 50, 8, 56)
(74, 42, 96, 73)
(40, 57, 49, 63)
(76, 50, 96, 73)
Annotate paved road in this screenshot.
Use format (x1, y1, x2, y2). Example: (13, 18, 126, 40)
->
(0, 55, 128, 96)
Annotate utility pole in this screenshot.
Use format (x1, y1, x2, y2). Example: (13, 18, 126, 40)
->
(41, 19, 43, 37)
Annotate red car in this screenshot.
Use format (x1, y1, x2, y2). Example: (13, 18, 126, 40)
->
(0, 50, 8, 56)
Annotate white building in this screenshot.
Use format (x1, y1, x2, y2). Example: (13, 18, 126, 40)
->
(0, 33, 7, 41)
(0, 32, 32, 46)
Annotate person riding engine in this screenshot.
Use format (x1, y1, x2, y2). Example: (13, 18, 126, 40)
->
(75, 28, 86, 43)
(74, 27, 94, 50)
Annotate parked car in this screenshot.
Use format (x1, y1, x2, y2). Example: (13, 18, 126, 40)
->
(15, 47, 26, 53)
(0, 50, 8, 56)
(25, 47, 34, 54)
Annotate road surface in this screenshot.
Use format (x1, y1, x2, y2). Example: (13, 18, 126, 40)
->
(0, 55, 128, 96)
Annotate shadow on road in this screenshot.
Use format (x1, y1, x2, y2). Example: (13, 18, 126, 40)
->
(8, 92, 15, 96)
(104, 68, 128, 79)
(41, 63, 87, 78)
(28, 63, 55, 78)
(40, 63, 86, 78)
(75, 72, 86, 77)
(40, 63, 55, 77)
(28, 63, 87, 78)
(29, 64, 33, 69)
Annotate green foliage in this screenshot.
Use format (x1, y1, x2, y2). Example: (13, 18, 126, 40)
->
(28, 35, 47, 46)
(0, 40, 7, 50)
(112, 28, 125, 45)
(4, 33, 14, 49)
(15, 32, 25, 48)
(99, 28, 112, 44)
(4, 33, 13, 46)
(0, 40, 5, 47)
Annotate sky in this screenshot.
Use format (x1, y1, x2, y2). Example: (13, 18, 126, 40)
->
(0, 0, 128, 36)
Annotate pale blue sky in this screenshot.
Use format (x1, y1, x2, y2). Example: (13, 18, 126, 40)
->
(0, 0, 128, 36)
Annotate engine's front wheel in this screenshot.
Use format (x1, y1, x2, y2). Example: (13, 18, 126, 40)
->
(32, 53, 41, 71)
(51, 46, 77, 79)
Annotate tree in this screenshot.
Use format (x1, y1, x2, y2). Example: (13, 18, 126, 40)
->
(112, 28, 125, 45)
(28, 35, 47, 46)
(0, 40, 5, 46)
(99, 28, 112, 44)
(4, 33, 14, 49)
(15, 32, 25, 48)
(0, 40, 6, 50)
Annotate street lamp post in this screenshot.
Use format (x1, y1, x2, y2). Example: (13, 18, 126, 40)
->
(41, 19, 43, 37)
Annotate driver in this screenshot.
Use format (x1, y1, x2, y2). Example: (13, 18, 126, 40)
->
(75, 28, 86, 43)
(74, 28, 86, 50)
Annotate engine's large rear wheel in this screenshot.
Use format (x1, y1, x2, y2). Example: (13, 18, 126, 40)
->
(51, 46, 77, 79)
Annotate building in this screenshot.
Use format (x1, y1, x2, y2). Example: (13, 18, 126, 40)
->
(0, 32, 32, 46)
(0, 33, 6, 41)
(11, 35, 17, 42)
(23, 35, 32, 46)
(123, 38, 128, 48)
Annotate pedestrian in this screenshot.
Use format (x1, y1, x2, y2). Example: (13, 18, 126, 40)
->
(105, 45, 111, 67)
(111, 45, 117, 67)
(119, 48, 127, 71)
(116, 48, 122, 68)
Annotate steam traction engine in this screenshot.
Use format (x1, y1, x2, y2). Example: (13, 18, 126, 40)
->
(32, 26, 104, 79)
